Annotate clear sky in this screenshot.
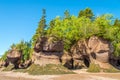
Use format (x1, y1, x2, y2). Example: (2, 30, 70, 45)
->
(0, 0, 120, 55)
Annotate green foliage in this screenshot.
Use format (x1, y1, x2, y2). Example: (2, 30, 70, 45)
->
(46, 14, 114, 51)
(114, 19, 120, 27)
(78, 8, 94, 19)
(64, 10, 71, 19)
(2, 8, 120, 61)
(1, 51, 8, 61)
(32, 9, 47, 47)
(15, 40, 32, 62)
(1, 40, 32, 63)
(114, 43, 120, 57)
(27, 64, 74, 75)
(87, 63, 100, 72)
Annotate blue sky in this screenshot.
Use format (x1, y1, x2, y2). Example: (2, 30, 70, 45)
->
(0, 0, 120, 55)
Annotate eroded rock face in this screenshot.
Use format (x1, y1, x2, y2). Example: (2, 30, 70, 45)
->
(33, 36, 115, 69)
(33, 52, 62, 66)
(88, 36, 113, 63)
(7, 48, 22, 69)
(34, 37, 63, 52)
(34, 37, 47, 53)
(33, 37, 64, 66)
(68, 36, 114, 69)
(61, 51, 73, 69)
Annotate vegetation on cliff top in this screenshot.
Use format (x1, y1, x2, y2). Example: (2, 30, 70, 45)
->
(1, 8, 120, 61)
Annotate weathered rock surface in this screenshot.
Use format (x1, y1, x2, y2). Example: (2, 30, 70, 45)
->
(64, 36, 114, 69)
(33, 36, 120, 70)
(34, 37, 47, 53)
(7, 48, 22, 69)
(61, 51, 73, 69)
(32, 52, 62, 66)
(33, 37, 63, 66)
(34, 37, 63, 52)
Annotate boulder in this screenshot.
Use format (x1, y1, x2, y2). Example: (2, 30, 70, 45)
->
(7, 48, 22, 69)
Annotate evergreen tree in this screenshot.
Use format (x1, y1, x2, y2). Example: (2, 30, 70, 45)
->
(78, 8, 94, 19)
(32, 9, 47, 47)
(114, 19, 120, 27)
(64, 10, 71, 19)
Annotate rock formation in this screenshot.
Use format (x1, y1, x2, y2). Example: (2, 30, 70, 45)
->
(7, 48, 22, 69)
(33, 37, 64, 66)
(34, 37, 63, 52)
(33, 36, 120, 70)
(63, 36, 114, 69)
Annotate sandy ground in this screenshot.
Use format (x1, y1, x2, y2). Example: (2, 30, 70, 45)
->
(0, 69, 120, 80)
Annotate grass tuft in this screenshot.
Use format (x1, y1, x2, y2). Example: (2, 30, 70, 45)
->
(87, 63, 100, 72)
(2, 65, 14, 71)
(103, 67, 120, 73)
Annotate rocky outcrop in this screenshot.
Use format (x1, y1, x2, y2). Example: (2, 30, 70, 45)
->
(64, 36, 114, 69)
(32, 52, 62, 66)
(34, 37, 63, 52)
(7, 48, 22, 69)
(33, 36, 118, 70)
(33, 37, 63, 66)
(34, 37, 47, 53)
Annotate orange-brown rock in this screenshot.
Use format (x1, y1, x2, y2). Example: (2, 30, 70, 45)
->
(32, 52, 63, 66)
(34, 37, 63, 52)
(7, 48, 22, 69)
(33, 37, 64, 66)
(70, 36, 114, 69)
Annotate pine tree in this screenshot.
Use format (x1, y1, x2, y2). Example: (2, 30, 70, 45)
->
(78, 8, 94, 19)
(64, 10, 71, 19)
(32, 9, 47, 47)
(114, 19, 120, 27)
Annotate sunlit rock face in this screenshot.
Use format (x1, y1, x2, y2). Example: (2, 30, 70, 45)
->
(88, 36, 113, 63)
(69, 36, 114, 69)
(33, 37, 64, 66)
(33, 36, 120, 70)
